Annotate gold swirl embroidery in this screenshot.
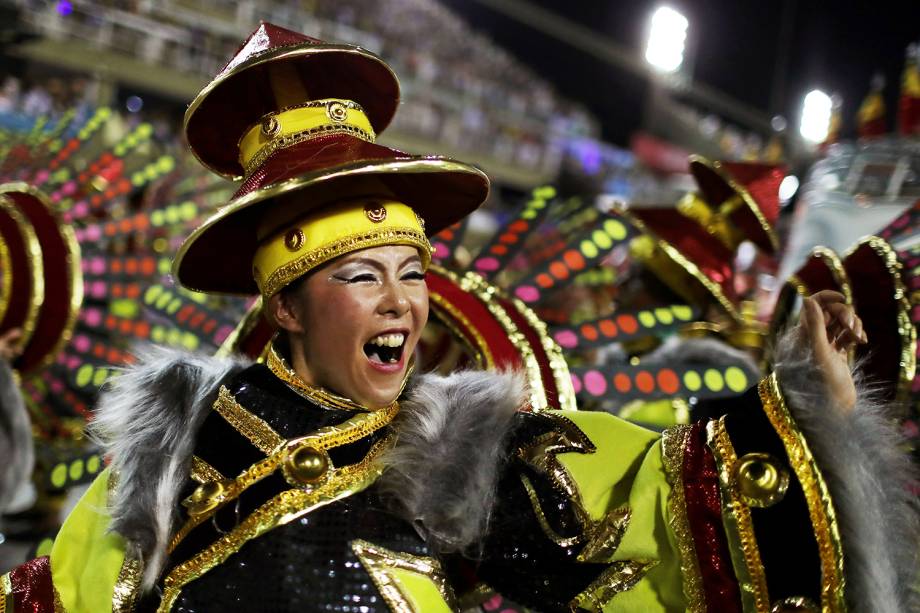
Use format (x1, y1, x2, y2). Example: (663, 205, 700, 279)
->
(168, 406, 399, 553)
(111, 551, 143, 613)
(159, 434, 393, 611)
(189, 456, 225, 485)
(706, 418, 770, 612)
(351, 539, 457, 612)
(242, 123, 376, 177)
(759, 374, 845, 611)
(213, 386, 284, 454)
(519, 473, 582, 548)
(660, 425, 706, 613)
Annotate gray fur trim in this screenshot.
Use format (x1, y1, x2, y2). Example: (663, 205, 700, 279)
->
(88, 345, 248, 590)
(773, 328, 920, 612)
(0, 359, 33, 512)
(379, 370, 526, 554)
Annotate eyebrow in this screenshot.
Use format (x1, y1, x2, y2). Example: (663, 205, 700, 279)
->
(340, 253, 422, 271)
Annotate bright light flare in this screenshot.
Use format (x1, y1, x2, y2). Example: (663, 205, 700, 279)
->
(800, 90, 832, 143)
(645, 7, 688, 73)
(778, 175, 799, 203)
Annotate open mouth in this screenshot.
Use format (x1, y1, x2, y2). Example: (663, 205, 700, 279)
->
(363, 332, 406, 365)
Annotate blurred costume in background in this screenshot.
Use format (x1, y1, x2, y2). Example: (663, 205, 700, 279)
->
(1, 23, 917, 613)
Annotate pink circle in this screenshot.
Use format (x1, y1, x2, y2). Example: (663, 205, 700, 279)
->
(73, 334, 90, 353)
(214, 325, 233, 344)
(74, 202, 89, 217)
(91, 281, 107, 297)
(554, 329, 578, 349)
(895, 215, 908, 228)
(34, 170, 49, 183)
(91, 257, 105, 274)
(66, 356, 80, 369)
(483, 595, 503, 611)
(583, 370, 607, 396)
(514, 285, 540, 303)
(63, 180, 77, 195)
(86, 225, 102, 241)
(475, 256, 500, 272)
(571, 373, 582, 393)
(432, 242, 449, 260)
(83, 308, 102, 327)
(50, 379, 64, 393)
(51, 193, 61, 203)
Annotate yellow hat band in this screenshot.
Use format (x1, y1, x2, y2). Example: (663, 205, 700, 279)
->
(253, 200, 432, 297)
(239, 99, 376, 177)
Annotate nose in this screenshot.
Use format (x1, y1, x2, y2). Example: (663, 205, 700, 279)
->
(377, 279, 410, 317)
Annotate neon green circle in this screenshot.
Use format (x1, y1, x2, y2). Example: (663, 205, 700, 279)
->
(69, 459, 85, 481)
(86, 454, 101, 474)
(92, 368, 108, 387)
(155, 293, 172, 309)
(671, 305, 693, 321)
(75, 364, 94, 387)
(530, 199, 546, 209)
(50, 463, 68, 488)
(167, 329, 182, 345)
(180, 201, 197, 220)
(182, 333, 199, 350)
(151, 210, 165, 226)
(725, 367, 749, 392)
(521, 210, 537, 220)
(158, 259, 171, 274)
(151, 327, 165, 343)
(535, 186, 556, 199)
(654, 308, 674, 324)
(683, 371, 702, 391)
(704, 369, 725, 392)
(144, 285, 161, 304)
(603, 219, 627, 240)
(166, 298, 182, 315)
(137, 123, 153, 137)
(638, 311, 655, 327)
(592, 229, 613, 250)
(580, 240, 599, 258)
(36, 538, 54, 558)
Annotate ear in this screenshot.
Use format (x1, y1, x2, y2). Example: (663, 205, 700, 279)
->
(265, 292, 305, 334)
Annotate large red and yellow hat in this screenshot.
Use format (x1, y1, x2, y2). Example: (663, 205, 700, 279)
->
(0, 183, 83, 374)
(174, 23, 490, 296)
(688, 156, 784, 254)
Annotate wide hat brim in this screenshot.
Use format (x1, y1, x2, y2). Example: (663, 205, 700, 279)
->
(0, 183, 83, 374)
(622, 207, 740, 321)
(185, 41, 400, 180)
(174, 135, 490, 295)
(689, 155, 780, 254)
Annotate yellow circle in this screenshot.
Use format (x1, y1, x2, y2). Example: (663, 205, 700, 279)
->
(151, 210, 165, 226)
(155, 292, 172, 309)
(654, 308, 674, 325)
(704, 369, 725, 392)
(166, 298, 182, 315)
(683, 371, 702, 391)
(671, 305, 693, 321)
(592, 229, 613, 250)
(69, 459, 85, 481)
(151, 326, 166, 343)
(92, 368, 108, 387)
(725, 367, 749, 392)
(144, 285, 161, 304)
(36, 538, 54, 558)
(75, 364, 94, 388)
(86, 455, 101, 474)
(638, 311, 656, 327)
(603, 219, 627, 240)
(182, 333, 199, 350)
(167, 329, 182, 346)
(580, 240, 599, 259)
(50, 463, 68, 488)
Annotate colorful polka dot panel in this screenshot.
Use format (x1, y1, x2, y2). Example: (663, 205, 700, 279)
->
(472, 185, 556, 279)
(570, 362, 755, 401)
(143, 285, 236, 347)
(430, 217, 469, 263)
(879, 199, 920, 243)
(513, 213, 636, 304)
(36, 108, 111, 186)
(552, 304, 697, 349)
(46, 450, 105, 491)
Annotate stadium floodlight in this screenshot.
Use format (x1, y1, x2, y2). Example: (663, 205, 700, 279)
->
(800, 89, 832, 143)
(645, 7, 688, 73)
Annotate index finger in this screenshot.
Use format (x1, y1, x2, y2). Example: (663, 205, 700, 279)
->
(810, 290, 848, 309)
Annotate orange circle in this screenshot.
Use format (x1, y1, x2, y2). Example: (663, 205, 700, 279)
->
(134, 321, 150, 337)
(119, 320, 133, 335)
(549, 261, 569, 280)
(126, 285, 141, 299)
(440, 230, 454, 241)
(93, 345, 105, 358)
(657, 369, 680, 395)
(112, 285, 123, 298)
(202, 320, 217, 334)
(580, 324, 599, 341)
(135, 215, 150, 231)
(599, 319, 618, 337)
(499, 233, 519, 245)
(563, 250, 585, 271)
(536, 273, 554, 288)
(141, 258, 155, 275)
(111, 260, 122, 273)
(509, 220, 529, 232)
(617, 314, 639, 335)
(636, 371, 655, 393)
(119, 219, 132, 233)
(614, 373, 632, 392)
(125, 259, 138, 275)
(491, 244, 508, 255)
(190, 312, 206, 327)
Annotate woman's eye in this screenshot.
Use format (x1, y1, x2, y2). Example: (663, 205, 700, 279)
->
(339, 274, 376, 284)
(402, 271, 426, 281)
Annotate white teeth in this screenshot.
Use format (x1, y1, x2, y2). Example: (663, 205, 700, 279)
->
(368, 333, 405, 348)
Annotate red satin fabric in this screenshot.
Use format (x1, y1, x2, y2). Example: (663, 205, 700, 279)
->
(7, 556, 57, 613)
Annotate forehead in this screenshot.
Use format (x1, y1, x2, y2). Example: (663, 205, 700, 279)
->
(331, 244, 422, 266)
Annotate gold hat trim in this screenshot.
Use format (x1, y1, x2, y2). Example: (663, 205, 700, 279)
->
(0, 194, 44, 351)
(253, 199, 431, 297)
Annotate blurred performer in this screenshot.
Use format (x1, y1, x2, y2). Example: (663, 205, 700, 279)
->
(2, 24, 917, 613)
(0, 328, 31, 515)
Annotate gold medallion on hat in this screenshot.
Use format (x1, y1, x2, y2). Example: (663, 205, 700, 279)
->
(364, 202, 387, 223)
(326, 100, 348, 122)
(284, 228, 305, 252)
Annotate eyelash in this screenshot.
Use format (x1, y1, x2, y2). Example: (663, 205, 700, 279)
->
(338, 271, 425, 284)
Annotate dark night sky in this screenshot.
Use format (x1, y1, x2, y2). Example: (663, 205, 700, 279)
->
(440, 0, 920, 145)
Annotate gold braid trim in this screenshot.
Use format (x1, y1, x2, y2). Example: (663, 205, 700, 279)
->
(111, 551, 143, 613)
(428, 288, 495, 370)
(510, 296, 577, 411)
(352, 539, 457, 612)
(168, 406, 399, 553)
(759, 374, 845, 611)
(568, 560, 658, 612)
(242, 123, 376, 178)
(189, 456, 225, 485)
(1, 573, 11, 613)
(660, 425, 706, 613)
(519, 473, 583, 548)
(706, 418, 770, 612)
(213, 386, 284, 454)
(159, 434, 392, 611)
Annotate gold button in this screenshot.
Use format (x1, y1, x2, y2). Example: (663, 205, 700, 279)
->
(261, 115, 280, 138)
(364, 202, 387, 223)
(284, 228, 305, 252)
(733, 452, 789, 508)
(286, 445, 329, 485)
(182, 480, 226, 516)
(326, 101, 348, 122)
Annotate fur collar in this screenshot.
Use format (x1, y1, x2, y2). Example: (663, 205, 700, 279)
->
(90, 349, 525, 590)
